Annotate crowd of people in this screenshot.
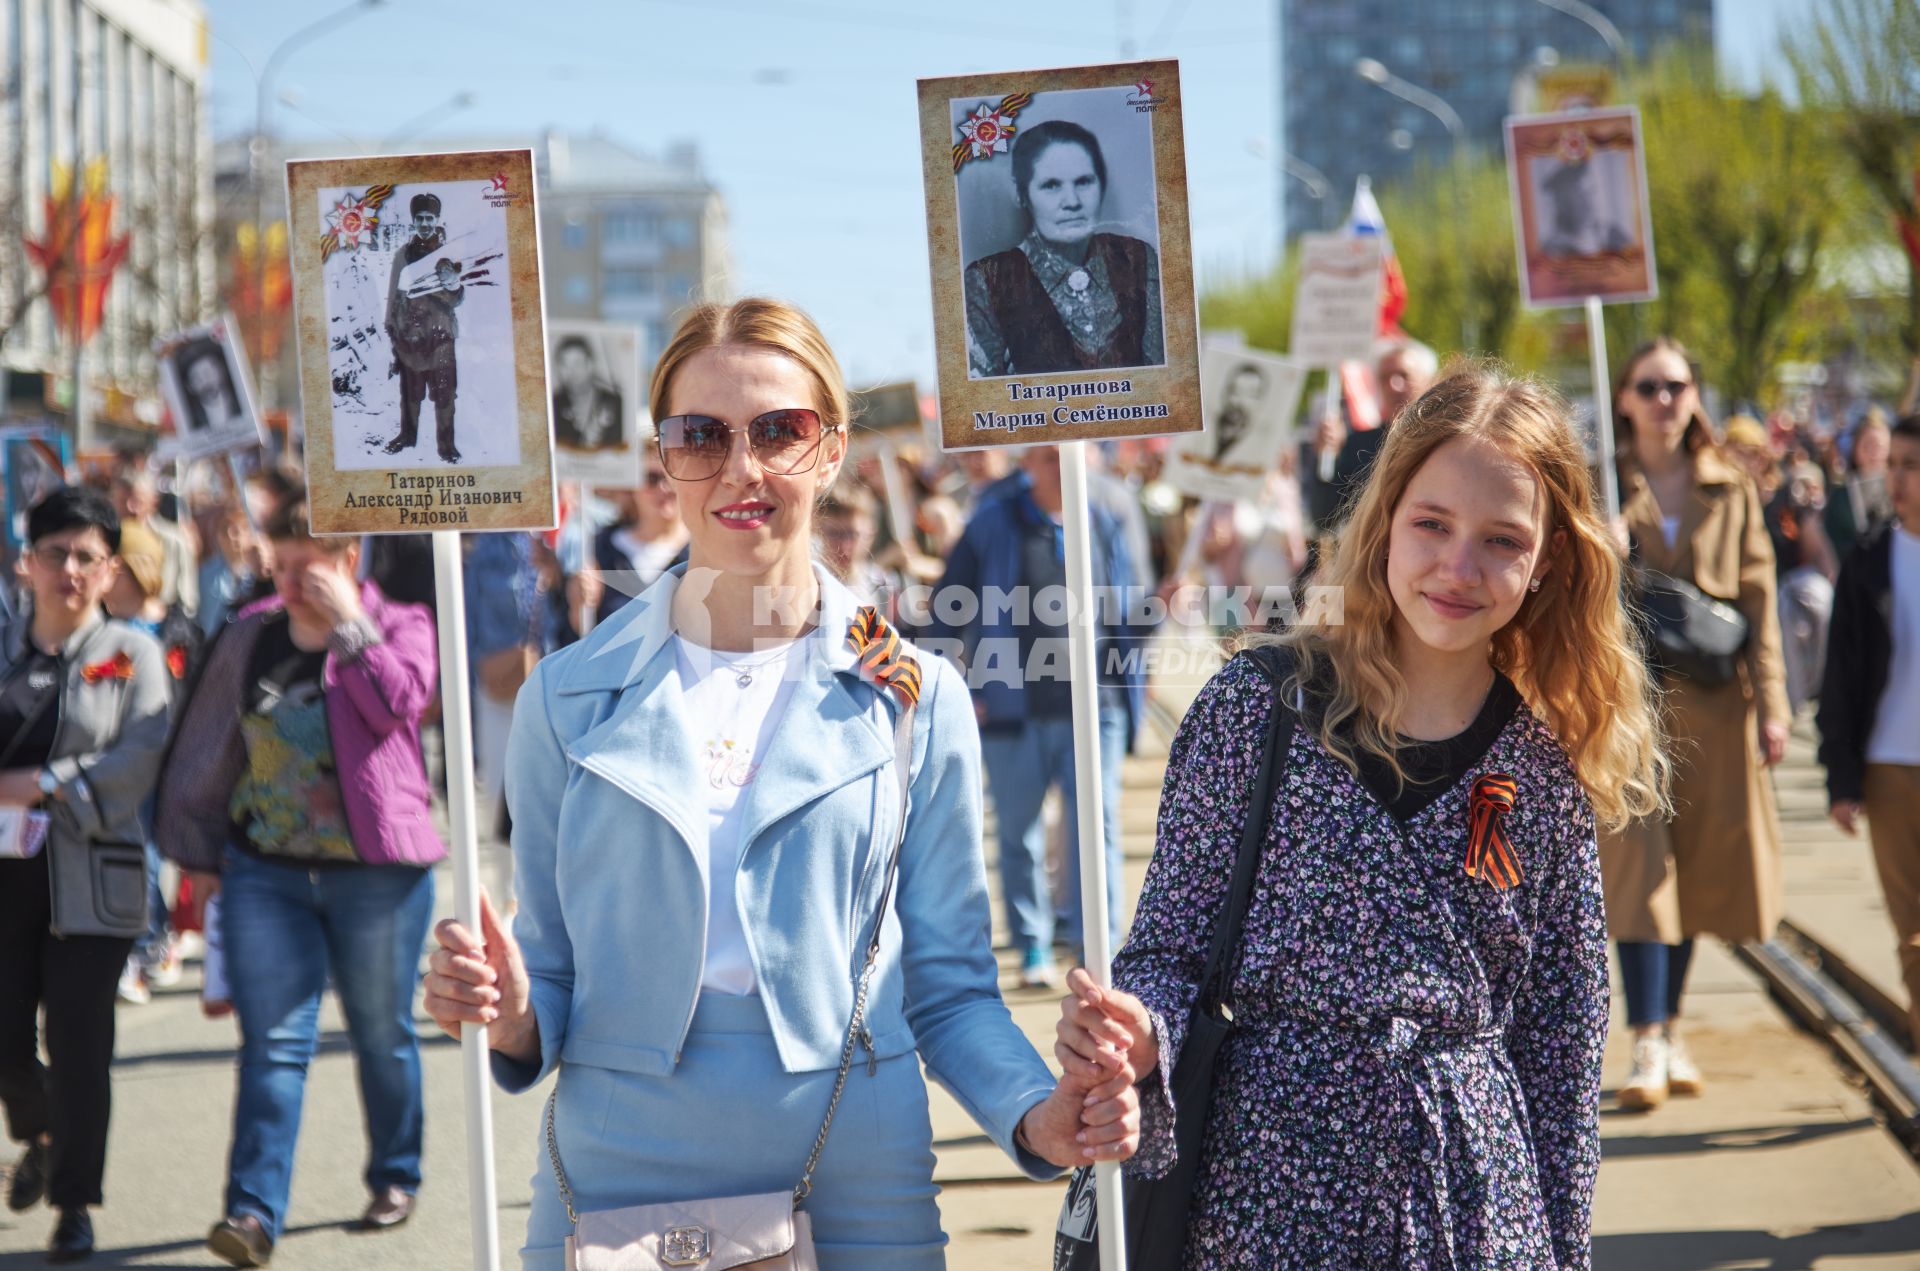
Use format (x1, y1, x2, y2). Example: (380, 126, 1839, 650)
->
(0, 292, 1914, 1268)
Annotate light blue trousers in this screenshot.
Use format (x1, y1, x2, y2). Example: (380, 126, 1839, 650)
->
(979, 707, 1128, 956)
(521, 993, 946, 1269)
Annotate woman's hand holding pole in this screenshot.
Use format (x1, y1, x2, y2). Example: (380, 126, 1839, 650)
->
(424, 889, 537, 1065)
(1017, 1044, 1142, 1167)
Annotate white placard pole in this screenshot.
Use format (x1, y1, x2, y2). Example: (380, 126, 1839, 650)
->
(1059, 439, 1127, 1271)
(1585, 295, 1619, 521)
(573, 483, 596, 638)
(430, 531, 502, 1271)
(226, 452, 259, 531)
(876, 439, 918, 561)
(1315, 367, 1345, 486)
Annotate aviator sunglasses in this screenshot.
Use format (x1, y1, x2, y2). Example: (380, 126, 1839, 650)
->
(1631, 377, 1692, 400)
(655, 408, 833, 482)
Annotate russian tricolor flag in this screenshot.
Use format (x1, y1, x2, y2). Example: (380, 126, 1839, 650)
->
(1346, 176, 1407, 337)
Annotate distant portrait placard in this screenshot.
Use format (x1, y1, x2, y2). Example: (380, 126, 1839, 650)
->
(154, 315, 262, 462)
(918, 59, 1201, 450)
(1163, 347, 1307, 504)
(549, 319, 643, 487)
(1505, 107, 1658, 308)
(285, 148, 555, 534)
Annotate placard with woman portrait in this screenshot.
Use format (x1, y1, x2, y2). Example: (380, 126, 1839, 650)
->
(919, 60, 1201, 451)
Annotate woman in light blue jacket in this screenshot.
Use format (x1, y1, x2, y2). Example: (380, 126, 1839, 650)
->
(424, 298, 1139, 1268)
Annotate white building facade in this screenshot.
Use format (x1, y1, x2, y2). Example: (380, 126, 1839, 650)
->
(1, 0, 214, 422)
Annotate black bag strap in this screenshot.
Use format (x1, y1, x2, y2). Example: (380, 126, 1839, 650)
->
(0, 657, 61, 772)
(1196, 647, 1297, 1013)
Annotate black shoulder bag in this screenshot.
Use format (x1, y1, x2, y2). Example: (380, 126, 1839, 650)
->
(1628, 536, 1749, 687)
(1054, 647, 1297, 1271)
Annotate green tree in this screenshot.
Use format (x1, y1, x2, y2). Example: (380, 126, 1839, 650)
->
(1788, 0, 1920, 407)
(1606, 46, 1856, 407)
(1196, 247, 1299, 356)
(1375, 157, 1535, 365)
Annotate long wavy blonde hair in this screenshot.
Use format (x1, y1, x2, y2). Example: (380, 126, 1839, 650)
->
(1276, 361, 1669, 831)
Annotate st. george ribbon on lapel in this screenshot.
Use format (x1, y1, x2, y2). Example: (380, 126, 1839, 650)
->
(1464, 772, 1524, 891)
(845, 606, 922, 708)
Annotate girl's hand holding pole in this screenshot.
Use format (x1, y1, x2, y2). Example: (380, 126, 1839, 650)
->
(1055, 966, 1158, 1085)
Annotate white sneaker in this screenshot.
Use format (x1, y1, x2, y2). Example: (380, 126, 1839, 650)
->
(146, 941, 184, 989)
(1019, 948, 1059, 990)
(1618, 1034, 1669, 1110)
(115, 963, 151, 1007)
(1666, 1032, 1704, 1096)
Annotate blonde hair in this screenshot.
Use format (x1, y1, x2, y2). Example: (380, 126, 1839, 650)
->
(1273, 361, 1669, 831)
(648, 297, 849, 430)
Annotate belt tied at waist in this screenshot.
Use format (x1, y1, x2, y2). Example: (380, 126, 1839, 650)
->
(1362, 1016, 1514, 1271)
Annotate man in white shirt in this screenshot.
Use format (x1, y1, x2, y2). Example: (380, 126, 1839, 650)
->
(1819, 413, 1920, 1041)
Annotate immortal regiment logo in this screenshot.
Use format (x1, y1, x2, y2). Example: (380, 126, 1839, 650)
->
(1127, 76, 1159, 112)
(484, 170, 519, 208)
(1552, 127, 1594, 164)
(319, 185, 393, 262)
(580, 571, 1344, 689)
(952, 93, 1033, 171)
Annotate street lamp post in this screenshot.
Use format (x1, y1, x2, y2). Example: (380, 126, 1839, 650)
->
(1530, 0, 1628, 63)
(249, 0, 384, 408)
(1353, 56, 1473, 349)
(1282, 151, 1334, 232)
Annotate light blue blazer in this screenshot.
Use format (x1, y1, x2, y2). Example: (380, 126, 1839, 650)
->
(492, 565, 1060, 1175)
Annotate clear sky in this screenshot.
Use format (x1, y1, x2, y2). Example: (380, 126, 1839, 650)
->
(202, 0, 1809, 390)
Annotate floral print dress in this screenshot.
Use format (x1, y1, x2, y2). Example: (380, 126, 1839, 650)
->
(1116, 656, 1609, 1269)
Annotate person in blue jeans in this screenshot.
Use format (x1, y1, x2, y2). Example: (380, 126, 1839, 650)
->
(155, 494, 445, 1267)
(930, 445, 1153, 986)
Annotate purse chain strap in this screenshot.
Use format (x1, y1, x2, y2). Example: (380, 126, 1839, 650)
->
(544, 699, 917, 1223)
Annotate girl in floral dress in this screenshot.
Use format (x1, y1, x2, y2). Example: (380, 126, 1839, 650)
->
(1058, 364, 1670, 1268)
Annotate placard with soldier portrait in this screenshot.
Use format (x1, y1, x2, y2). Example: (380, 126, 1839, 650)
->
(549, 319, 644, 487)
(285, 148, 555, 534)
(1505, 107, 1658, 309)
(918, 59, 1201, 450)
(154, 315, 262, 462)
(1162, 346, 1307, 504)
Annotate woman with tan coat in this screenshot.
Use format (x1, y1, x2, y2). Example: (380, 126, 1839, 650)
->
(1604, 337, 1790, 1110)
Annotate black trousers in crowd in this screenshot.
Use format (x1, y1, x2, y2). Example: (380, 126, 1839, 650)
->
(0, 851, 134, 1209)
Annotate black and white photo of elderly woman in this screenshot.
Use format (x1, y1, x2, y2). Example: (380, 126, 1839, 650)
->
(963, 119, 1164, 379)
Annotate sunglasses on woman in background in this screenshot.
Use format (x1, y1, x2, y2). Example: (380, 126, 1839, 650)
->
(1632, 378, 1692, 400)
(655, 408, 833, 482)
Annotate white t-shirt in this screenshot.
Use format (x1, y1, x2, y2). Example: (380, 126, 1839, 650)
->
(671, 633, 808, 995)
(612, 529, 683, 591)
(1867, 524, 1920, 766)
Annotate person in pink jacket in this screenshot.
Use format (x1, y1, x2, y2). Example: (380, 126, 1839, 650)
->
(155, 491, 445, 1268)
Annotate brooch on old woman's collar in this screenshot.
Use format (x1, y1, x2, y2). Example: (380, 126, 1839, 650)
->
(1465, 773, 1524, 891)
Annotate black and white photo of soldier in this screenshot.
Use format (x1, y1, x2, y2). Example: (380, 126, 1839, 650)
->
(383, 192, 466, 462)
(960, 97, 1165, 379)
(174, 338, 243, 433)
(1211, 361, 1268, 463)
(1535, 155, 1635, 258)
(551, 334, 626, 451)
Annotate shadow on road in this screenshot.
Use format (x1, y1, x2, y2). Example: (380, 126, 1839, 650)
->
(1594, 1212, 1920, 1270)
(1597, 1118, 1880, 1159)
(0, 1218, 339, 1269)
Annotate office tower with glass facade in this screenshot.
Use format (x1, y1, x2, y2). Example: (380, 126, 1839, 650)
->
(1279, 0, 1711, 238)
